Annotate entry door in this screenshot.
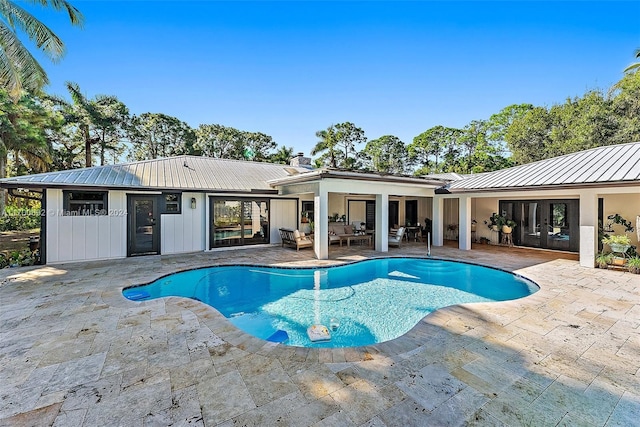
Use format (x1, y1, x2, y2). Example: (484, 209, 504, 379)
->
(128, 195, 160, 256)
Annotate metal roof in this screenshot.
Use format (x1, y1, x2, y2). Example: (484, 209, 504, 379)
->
(444, 142, 640, 192)
(0, 156, 313, 192)
(267, 168, 446, 187)
(420, 172, 468, 181)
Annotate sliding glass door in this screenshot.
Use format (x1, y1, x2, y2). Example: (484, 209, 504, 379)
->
(210, 198, 269, 248)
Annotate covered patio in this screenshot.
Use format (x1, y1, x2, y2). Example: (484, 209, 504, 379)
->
(270, 169, 441, 259)
(2, 243, 636, 426)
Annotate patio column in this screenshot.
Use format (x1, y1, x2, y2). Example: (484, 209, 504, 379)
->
(314, 186, 329, 260)
(458, 196, 472, 250)
(432, 196, 444, 246)
(579, 190, 598, 268)
(375, 193, 389, 251)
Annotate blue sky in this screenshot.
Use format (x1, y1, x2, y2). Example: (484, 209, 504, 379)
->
(30, 1, 640, 158)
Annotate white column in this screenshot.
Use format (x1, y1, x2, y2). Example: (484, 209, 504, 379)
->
(432, 196, 444, 246)
(375, 193, 389, 252)
(458, 196, 472, 250)
(579, 190, 598, 268)
(314, 185, 329, 260)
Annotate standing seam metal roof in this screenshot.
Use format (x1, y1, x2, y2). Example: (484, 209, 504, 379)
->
(446, 142, 640, 191)
(0, 156, 313, 191)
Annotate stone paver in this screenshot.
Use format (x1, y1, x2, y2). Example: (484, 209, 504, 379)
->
(1, 243, 639, 426)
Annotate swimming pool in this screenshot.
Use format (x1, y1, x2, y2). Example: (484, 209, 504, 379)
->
(123, 258, 538, 348)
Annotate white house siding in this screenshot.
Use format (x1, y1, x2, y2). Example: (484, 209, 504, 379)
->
(46, 189, 127, 263)
(161, 192, 206, 255)
(474, 197, 499, 242)
(270, 199, 297, 244)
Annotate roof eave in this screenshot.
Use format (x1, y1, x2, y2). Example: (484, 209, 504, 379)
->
(443, 180, 640, 194)
(269, 169, 445, 187)
(0, 181, 279, 194)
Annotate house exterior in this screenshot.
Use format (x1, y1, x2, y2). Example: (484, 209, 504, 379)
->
(0, 154, 443, 264)
(1, 143, 639, 268)
(0, 156, 311, 263)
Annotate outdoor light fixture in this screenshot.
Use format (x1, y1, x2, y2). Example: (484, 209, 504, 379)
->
(190, 198, 196, 209)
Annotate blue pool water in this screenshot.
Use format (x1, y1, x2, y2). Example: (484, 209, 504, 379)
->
(123, 258, 538, 348)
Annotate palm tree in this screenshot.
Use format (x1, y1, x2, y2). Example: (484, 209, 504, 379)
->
(0, 0, 83, 99)
(51, 82, 129, 167)
(624, 48, 640, 74)
(269, 145, 294, 164)
(311, 125, 338, 168)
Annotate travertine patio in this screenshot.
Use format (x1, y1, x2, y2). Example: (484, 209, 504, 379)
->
(0, 243, 638, 426)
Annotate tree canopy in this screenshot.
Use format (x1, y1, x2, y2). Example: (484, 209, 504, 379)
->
(312, 122, 366, 168)
(362, 135, 409, 174)
(128, 113, 196, 161)
(2, 57, 640, 181)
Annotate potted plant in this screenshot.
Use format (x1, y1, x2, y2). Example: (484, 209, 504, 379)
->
(502, 219, 517, 234)
(301, 211, 309, 223)
(627, 256, 640, 274)
(595, 252, 612, 269)
(602, 235, 631, 254)
(485, 213, 500, 231)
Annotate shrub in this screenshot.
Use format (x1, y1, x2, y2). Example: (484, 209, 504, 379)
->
(595, 252, 612, 269)
(0, 205, 41, 231)
(627, 256, 640, 274)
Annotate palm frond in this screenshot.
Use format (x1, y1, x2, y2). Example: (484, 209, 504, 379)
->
(624, 63, 640, 73)
(43, 92, 69, 107)
(0, 20, 47, 98)
(65, 81, 89, 108)
(24, 0, 84, 26)
(623, 48, 640, 73)
(0, 0, 65, 60)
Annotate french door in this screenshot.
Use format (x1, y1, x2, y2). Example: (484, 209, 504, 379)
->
(501, 199, 579, 252)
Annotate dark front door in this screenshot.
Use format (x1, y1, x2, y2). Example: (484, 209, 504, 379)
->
(128, 195, 160, 256)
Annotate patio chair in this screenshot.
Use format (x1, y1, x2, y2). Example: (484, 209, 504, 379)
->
(292, 230, 314, 251)
(388, 227, 406, 248)
(279, 228, 314, 251)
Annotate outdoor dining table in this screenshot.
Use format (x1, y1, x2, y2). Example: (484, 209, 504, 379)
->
(404, 226, 422, 242)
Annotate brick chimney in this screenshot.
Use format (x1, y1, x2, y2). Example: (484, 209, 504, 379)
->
(290, 152, 311, 168)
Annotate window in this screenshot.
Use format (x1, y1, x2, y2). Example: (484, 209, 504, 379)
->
(63, 191, 108, 215)
(301, 200, 314, 221)
(163, 193, 181, 214)
(210, 198, 269, 248)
